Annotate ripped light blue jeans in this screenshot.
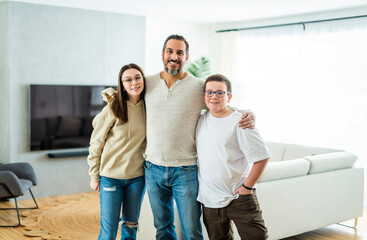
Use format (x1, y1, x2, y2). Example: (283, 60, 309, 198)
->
(98, 176, 145, 240)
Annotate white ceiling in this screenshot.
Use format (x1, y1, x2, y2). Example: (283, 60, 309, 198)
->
(4, 0, 367, 23)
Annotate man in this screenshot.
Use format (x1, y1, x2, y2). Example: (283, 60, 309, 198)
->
(196, 74, 270, 239)
(144, 35, 255, 240)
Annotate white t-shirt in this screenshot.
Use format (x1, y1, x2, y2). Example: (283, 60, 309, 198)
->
(196, 110, 271, 208)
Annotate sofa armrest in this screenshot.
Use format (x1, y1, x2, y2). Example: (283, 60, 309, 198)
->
(304, 151, 357, 174)
(258, 159, 310, 183)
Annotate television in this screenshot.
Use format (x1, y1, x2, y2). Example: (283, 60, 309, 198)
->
(30, 84, 115, 152)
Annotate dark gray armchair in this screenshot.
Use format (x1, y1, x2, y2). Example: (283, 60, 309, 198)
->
(0, 162, 38, 227)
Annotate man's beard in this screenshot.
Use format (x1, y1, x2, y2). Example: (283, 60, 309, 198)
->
(164, 60, 183, 75)
(165, 66, 182, 75)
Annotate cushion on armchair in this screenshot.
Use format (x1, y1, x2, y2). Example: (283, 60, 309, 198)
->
(258, 159, 310, 183)
(0, 171, 32, 197)
(305, 151, 358, 174)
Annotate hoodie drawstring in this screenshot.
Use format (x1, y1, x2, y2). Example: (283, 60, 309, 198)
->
(128, 119, 131, 140)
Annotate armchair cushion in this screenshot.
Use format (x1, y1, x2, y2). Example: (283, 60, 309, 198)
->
(0, 171, 26, 197)
(0, 162, 37, 185)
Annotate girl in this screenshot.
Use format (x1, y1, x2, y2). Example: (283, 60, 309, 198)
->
(87, 63, 146, 240)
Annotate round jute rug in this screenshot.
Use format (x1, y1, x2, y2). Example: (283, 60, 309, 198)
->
(21, 192, 107, 240)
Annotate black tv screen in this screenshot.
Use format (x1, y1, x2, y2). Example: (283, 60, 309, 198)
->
(30, 84, 115, 151)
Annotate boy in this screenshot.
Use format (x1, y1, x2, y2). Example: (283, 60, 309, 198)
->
(196, 74, 271, 239)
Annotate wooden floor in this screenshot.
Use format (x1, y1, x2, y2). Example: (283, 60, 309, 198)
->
(284, 216, 367, 240)
(0, 192, 366, 240)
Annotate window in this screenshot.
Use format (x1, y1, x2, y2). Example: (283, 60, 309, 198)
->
(219, 18, 367, 171)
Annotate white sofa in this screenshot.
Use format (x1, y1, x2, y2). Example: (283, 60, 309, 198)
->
(137, 142, 364, 240)
(254, 142, 364, 239)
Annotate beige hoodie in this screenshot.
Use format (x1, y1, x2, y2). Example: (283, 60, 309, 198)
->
(87, 88, 146, 181)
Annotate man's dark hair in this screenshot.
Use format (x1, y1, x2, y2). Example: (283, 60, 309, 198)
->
(162, 34, 189, 56)
(204, 74, 232, 93)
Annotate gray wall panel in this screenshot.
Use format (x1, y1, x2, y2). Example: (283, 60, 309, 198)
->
(0, 2, 10, 164)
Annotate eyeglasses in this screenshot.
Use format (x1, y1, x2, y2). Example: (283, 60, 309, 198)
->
(204, 90, 230, 98)
(122, 76, 143, 84)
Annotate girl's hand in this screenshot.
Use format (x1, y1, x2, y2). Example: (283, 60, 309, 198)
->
(90, 179, 100, 192)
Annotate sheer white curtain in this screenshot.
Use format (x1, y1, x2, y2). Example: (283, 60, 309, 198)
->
(219, 18, 367, 171)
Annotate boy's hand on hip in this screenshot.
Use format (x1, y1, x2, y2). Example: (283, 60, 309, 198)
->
(233, 185, 253, 196)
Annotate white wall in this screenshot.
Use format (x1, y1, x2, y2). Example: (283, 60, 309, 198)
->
(145, 16, 210, 76)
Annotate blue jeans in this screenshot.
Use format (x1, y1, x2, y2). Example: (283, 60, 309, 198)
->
(145, 161, 203, 240)
(98, 176, 145, 240)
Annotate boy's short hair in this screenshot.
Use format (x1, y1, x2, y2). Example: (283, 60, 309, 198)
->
(204, 74, 232, 93)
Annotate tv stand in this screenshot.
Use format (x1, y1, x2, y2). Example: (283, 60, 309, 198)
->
(48, 150, 89, 158)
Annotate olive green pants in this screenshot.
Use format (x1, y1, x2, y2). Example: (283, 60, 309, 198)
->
(202, 192, 268, 240)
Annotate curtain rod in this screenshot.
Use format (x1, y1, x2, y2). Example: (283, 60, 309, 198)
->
(216, 14, 367, 33)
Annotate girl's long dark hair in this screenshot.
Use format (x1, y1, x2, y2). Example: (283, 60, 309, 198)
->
(110, 63, 146, 123)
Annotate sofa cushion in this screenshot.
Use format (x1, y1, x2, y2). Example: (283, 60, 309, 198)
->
(283, 143, 342, 160)
(265, 141, 287, 162)
(258, 159, 310, 183)
(304, 152, 357, 174)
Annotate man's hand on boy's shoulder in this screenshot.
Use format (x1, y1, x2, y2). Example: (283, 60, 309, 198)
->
(239, 112, 255, 129)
